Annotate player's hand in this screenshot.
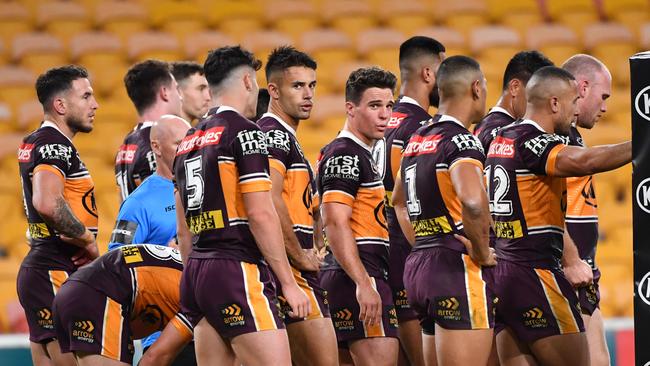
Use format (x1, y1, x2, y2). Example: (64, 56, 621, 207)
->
(291, 249, 322, 272)
(356, 281, 382, 327)
(563, 259, 593, 288)
(281, 283, 310, 319)
(63, 230, 99, 267)
(455, 234, 497, 267)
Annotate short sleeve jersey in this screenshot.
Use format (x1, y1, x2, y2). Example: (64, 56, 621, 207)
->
(400, 115, 486, 253)
(317, 131, 389, 278)
(18, 122, 98, 271)
(108, 174, 176, 250)
(68, 244, 192, 341)
(115, 122, 157, 200)
(473, 107, 516, 153)
(564, 126, 599, 265)
(485, 119, 568, 269)
(174, 106, 272, 264)
(258, 113, 315, 250)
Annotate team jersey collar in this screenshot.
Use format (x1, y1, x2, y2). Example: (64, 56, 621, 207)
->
(437, 114, 466, 129)
(262, 112, 296, 137)
(338, 129, 373, 152)
(521, 119, 548, 133)
(488, 106, 514, 119)
(399, 95, 422, 108)
(215, 105, 239, 115)
(135, 121, 154, 131)
(41, 120, 73, 143)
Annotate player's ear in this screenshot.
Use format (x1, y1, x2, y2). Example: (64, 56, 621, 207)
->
(508, 79, 521, 96)
(267, 82, 280, 100)
(578, 80, 588, 98)
(52, 95, 66, 115)
(345, 100, 355, 118)
(472, 80, 481, 100)
(550, 96, 560, 113)
(243, 71, 254, 93)
(422, 66, 434, 84)
(160, 84, 170, 103)
(150, 139, 162, 157)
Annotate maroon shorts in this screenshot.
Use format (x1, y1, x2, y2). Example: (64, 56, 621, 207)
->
(388, 230, 419, 323)
(403, 247, 496, 332)
(17, 265, 71, 343)
(180, 257, 284, 339)
(493, 260, 585, 343)
(53, 280, 135, 363)
(320, 270, 398, 344)
(276, 268, 330, 325)
(577, 268, 601, 316)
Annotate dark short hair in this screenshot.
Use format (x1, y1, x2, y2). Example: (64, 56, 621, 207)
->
(502, 50, 554, 91)
(531, 65, 576, 84)
(255, 88, 270, 121)
(345, 67, 397, 105)
(265, 45, 317, 81)
(36, 65, 89, 111)
(399, 36, 446, 70)
(203, 45, 262, 89)
(436, 55, 482, 90)
(124, 59, 173, 114)
(171, 61, 204, 84)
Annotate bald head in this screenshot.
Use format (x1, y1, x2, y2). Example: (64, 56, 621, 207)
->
(561, 54, 609, 82)
(526, 66, 576, 106)
(436, 55, 483, 99)
(526, 66, 579, 134)
(151, 115, 191, 178)
(561, 54, 612, 129)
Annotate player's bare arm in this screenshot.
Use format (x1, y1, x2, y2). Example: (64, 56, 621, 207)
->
(174, 190, 192, 264)
(243, 190, 311, 318)
(270, 168, 320, 271)
(312, 203, 325, 252)
(322, 202, 382, 327)
(138, 320, 192, 366)
(450, 162, 496, 267)
(391, 174, 415, 246)
(554, 141, 631, 177)
(562, 229, 593, 287)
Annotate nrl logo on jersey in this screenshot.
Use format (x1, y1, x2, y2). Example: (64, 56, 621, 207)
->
(39, 143, 73, 167)
(265, 129, 291, 153)
(323, 154, 360, 180)
(524, 134, 565, 157)
(237, 130, 268, 156)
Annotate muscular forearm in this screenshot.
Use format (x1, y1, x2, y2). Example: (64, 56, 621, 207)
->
(174, 192, 192, 264)
(40, 196, 88, 241)
(394, 203, 415, 246)
(272, 194, 307, 263)
(557, 141, 631, 177)
(312, 206, 325, 250)
(249, 209, 295, 286)
(461, 202, 491, 259)
(325, 220, 372, 286)
(562, 228, 581, 265)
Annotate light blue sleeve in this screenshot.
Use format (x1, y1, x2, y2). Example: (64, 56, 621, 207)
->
(141, 331, 160, 350)
(107, 197, 150, 250)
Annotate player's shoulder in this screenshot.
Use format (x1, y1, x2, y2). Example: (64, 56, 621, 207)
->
(26, 124, 73, 147)
(512, 121, 566, 156)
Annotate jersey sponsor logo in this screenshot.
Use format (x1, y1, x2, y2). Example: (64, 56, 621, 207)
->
(37, 307, 54, 329)
(111, 220, 138, 245)
(387, 112, 407, 128)
(387, 306, 398, 328)
(121, 245, 144, 263)
(403, 134, 443, 156)
(18, 143, 34, 162)
(72, 320, 96, 343)
(237, 129, 268, 155)
(221, 303, 245, 326)
(176, 126, 226, 155)
(412, 216, 452, 237)
(333, 308, 355, 331)
(323, 155, 360, 180)
(38, 143, 73, 167)
(115, 144, 138, 164)
(265, 129, 291, 153)
(451, 133, 484, 154)
(435, 296, 462, 321)
(186, 210, 225, 234)
(522, 307, 548, 328)
(494, 220, 523, 239)
(28, 223, 51, 239)
(524, 134, 565, 157)
(487, 136, 515, 158)
(394, 289, 410, 309)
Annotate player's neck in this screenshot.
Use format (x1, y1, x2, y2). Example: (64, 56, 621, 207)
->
(138, 105, 169, 124)
(400, 83, 430, 110)
(268, 103, 299, 131)
(437, 101, 473, 129)
(342, 121, 374, 149)
(495, 94, 516, 118)
(523, 111, 554, 133)
(179, 110, 195, 125)
(210, 96, 247, 118)
(43, 114, 75, 139)
(155, 162, 173, 180)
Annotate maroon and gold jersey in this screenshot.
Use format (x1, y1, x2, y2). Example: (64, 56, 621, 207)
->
(174, 106, 272, 264)
(564, 126, 598, 266)
(473, 107, 516, 153)
(18, 121, 98, 271)
(68, 244, 192, 340)
(485, 120, 568, 269)
(400, 115, 486, 253)
(258, 113, 316, 250)
(115, 122, 156, 200)
(317, 130, 389, 278)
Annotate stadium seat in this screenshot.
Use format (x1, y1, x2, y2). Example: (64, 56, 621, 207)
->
(584, 22, 636, 88)
(184, 31, 236, 63)
(376, 1, 433, 37)
(526, 24, 581, 65)
(434, 0, 489, 37)
(206, 1, 264, 42)
(0, 66, 37, 120)
(413, 26, 468, 57)
(601, 0, 649, 39)
(36, 1, 91, 45)
(0, 102, 12, 135)
(127, 31, 182, 62)
(0, 2, 33, 46)
(95, 1, 149, 43)
(545, 0, 601, 37)
(17, 99, 43, 133)
(12, 33, 68, 76)
(357, 28, 405, 76)
(241, 30, 294, 85)
(323, 0, 377, 40)
(309, 93, 346, 128)
(330, 61, 373, 94)
(70, 32, 126, 98)
(486, 0, 542, 36)
(149, 1, 206, 40)
(300, 29, 354, 94)
(0, 258, 22, 332)
(266, 1, 320, 42)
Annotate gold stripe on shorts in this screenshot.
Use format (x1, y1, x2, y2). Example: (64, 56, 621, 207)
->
(291, 267, 323, 320)
(48, 270, 68, 296)
(534, 269, 580, 334)
(363, 277, 386, 338)
(462, 255, 489, 329)
(242, 262, 277, 331)
(101, 297, 123, 360)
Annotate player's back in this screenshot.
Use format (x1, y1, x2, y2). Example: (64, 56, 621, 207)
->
(115, 122, 156, 200)
(473, 107, 516, 153)
(485, 120, 567, 269)
(18, 122, 98, 271)
(175, 106, 271, 264)
(401, 115, 486, 253)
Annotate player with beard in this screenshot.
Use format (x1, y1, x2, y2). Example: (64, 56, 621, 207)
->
(372, 35, 445, 366)
(474, 51, 554, 152)
(561, 54, 612, 366)
(257, 46, 338, 366)
(171, 61, 211, 124)
(115, 60, 182, 201)
(16, 65, 99, 366)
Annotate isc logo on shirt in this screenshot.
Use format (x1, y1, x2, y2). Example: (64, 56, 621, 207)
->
(403, 134, 443, 156)
(387, 112, 407, 128)
(488, 136, 515, 158)
(177, 126, 225, 155)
